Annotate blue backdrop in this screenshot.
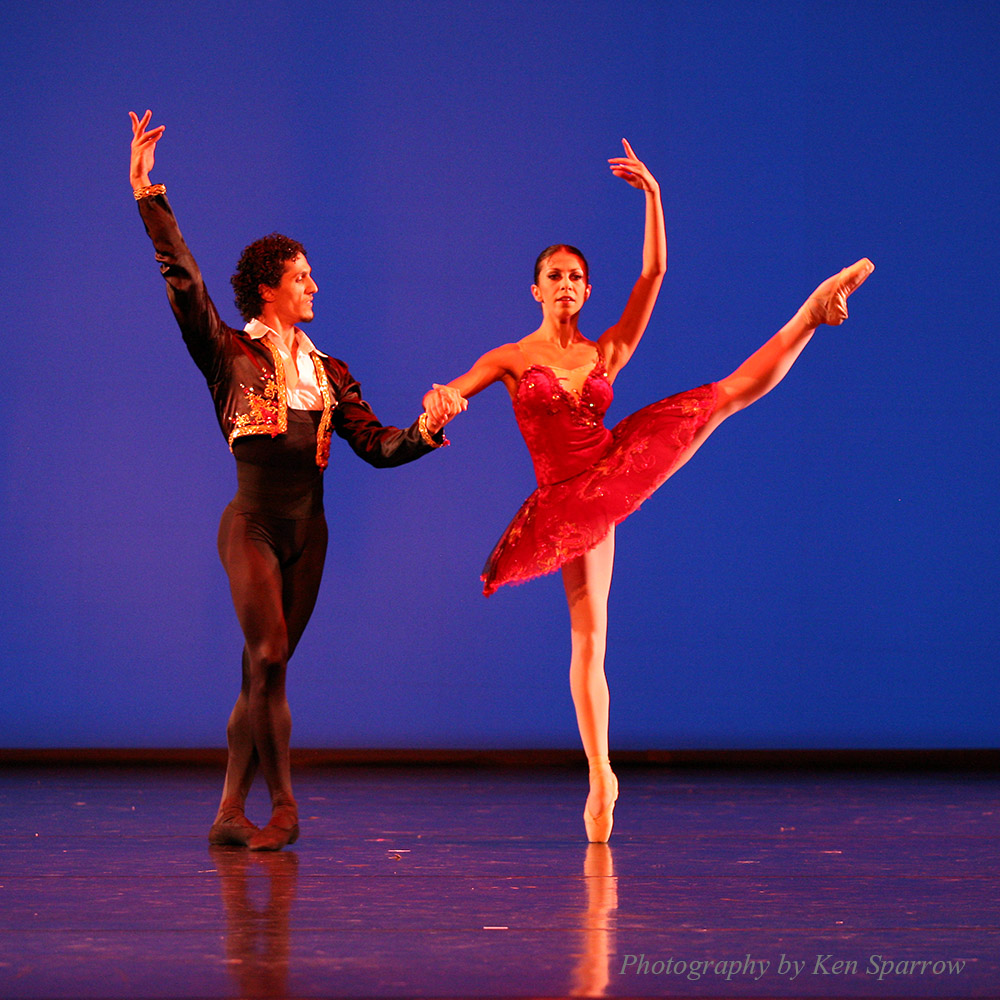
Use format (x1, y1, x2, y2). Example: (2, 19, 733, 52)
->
(1, 1, 997, 749)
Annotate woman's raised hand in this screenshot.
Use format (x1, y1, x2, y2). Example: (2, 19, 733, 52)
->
(129, 109, 165, 189)
(608, 138, 659, 194)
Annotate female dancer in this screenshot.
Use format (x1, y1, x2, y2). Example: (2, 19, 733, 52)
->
(426, 140, 873, 842)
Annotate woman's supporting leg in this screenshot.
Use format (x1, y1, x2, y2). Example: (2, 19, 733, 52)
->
(562, 528, 619, 841)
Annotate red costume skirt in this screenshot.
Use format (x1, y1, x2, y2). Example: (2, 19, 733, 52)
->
(482, 383, 718, 595)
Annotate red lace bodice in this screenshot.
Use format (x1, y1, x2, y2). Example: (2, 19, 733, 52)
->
(513, 357, 614, 486)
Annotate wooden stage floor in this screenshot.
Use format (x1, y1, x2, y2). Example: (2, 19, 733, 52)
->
(0, 763, 996, 999)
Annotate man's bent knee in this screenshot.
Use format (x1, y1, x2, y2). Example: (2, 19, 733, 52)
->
(246, 642, 289, 683)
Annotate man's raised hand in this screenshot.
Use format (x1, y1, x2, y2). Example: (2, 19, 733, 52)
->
(129, 109, 165, 190)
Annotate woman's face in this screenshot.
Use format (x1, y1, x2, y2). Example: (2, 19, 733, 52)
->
(532, 250, 591, 317)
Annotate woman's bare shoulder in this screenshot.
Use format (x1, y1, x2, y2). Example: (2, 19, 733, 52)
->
(476, 341, 523, 371)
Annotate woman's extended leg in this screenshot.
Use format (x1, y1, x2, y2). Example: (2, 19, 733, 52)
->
(562, 528, 619, 842)
(666, 257, 875, 477)
(713, 258, 874, 417)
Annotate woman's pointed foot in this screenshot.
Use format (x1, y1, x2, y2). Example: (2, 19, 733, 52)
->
(249, 803, 299, 852)
(208, 808, 258, 847)
(802, 257, 875, 327)
(584, 758, 619, 844)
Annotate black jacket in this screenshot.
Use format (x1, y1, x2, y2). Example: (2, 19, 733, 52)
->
(137, 193, 439, 469)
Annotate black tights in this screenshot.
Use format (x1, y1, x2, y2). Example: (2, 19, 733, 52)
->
(215, 504, 328, 816)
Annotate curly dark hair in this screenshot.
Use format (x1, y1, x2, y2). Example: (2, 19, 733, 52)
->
(231, 233, 307, 322)
(534, 244, 589, 285)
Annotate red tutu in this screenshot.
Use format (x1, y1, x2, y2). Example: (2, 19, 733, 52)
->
(481, 359, 717, 595)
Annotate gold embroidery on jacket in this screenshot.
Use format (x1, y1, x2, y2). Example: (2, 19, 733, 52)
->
(228, 339, 289, 448)
(312, 354, 336, 470)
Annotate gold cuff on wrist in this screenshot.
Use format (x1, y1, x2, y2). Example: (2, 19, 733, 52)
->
(418, 412, 448, 448)
(133, 183, 166, 200)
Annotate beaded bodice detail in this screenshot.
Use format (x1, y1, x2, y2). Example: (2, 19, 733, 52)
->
(513, 353, 614, 487)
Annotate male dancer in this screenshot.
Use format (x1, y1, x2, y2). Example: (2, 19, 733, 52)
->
(130, 110, 463, 850)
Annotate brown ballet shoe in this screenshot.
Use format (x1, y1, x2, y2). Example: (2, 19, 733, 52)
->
(802, 257, 875, 327)
(249, 804, 299, 852)
(584, 760, 619, 844)
(208, 808, 258, 847)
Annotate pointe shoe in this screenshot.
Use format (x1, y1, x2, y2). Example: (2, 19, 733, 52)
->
(584, 763, 619, 844)
(248, 804, 299, 852)
(208, 808, 258, 847)
(802, 257, 875, 327)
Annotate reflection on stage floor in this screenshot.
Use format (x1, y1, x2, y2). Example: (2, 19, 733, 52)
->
(0, 764, 996, 998)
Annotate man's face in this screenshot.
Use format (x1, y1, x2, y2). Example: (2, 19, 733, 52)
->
(262, 254, 318, 325)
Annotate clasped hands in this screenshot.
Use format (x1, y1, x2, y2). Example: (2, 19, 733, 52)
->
(422, 383, 467, 434)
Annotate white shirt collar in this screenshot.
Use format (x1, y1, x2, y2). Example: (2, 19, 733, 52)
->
(244, 318, 326, 357)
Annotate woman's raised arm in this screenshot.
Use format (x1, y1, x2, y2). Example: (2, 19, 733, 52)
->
(598, 139, 666, 381)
